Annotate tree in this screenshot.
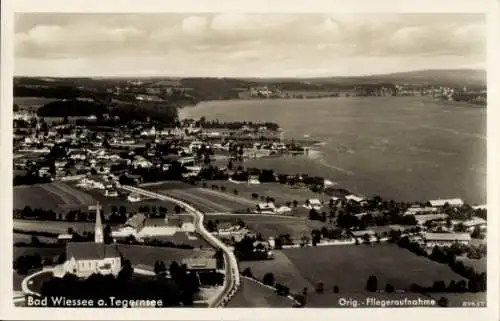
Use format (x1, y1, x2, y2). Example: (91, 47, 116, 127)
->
(366, 275, 378, 292)
(117, 259, 133, 282)
(437, 297, 449, 307)
(263, 273, 275, 286)
(385, 283, 395, 293)
(315, 282, 324, 294)
(174, 205, 182, 214)
(242, 267, 253, 278)
(103, 224, 113, 244)
(471, 226, 482, 238)
(31, 236, 40, 246)
(333, 285, 339, 293)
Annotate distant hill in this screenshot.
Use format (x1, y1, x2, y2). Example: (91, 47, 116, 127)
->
(246, 69, 486, 89)
(14, 68, 486, 94)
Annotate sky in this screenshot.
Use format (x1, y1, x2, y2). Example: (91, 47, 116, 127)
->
(14, 13, 486, 78)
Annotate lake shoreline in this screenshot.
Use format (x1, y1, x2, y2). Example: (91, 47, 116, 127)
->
(178, 97, 486, 204)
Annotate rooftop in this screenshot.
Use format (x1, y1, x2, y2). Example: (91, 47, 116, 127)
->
(424, 233, 471, 242)
(66, 242, 121, 260)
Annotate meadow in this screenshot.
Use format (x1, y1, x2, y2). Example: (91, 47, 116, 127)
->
(206, 214, 328, 239)
(240, 243, 471, 307)
(14, 219, 96, 234)
(14, 183, 96, 212)
(225, 277, 295, 308)
(210, 180, 325, 206)
(14, 97, 58, 110)
(14, 182, 184, 216)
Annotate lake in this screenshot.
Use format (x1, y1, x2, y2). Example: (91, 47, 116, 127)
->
(179, 97, 486, 204)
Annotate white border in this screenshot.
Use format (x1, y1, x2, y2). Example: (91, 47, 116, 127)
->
(1, 0, 499, 320)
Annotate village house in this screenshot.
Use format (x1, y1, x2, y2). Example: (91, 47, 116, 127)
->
(415, 214, 449, 226)
(423, 232, 471, 247)
(256, 202, 277, 214)
(404, 206, 439, 216)
(428, 198, 464, 207)
(112, 213, 147, 238)
(451, 217, 487, 233)
(304, 198, 322, 211)
(127, 193, 142, 203)
(181, 257, 217, 274)
(345, 194, 367, 204)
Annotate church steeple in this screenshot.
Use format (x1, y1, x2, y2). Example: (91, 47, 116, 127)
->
(95, 203, 103, 243)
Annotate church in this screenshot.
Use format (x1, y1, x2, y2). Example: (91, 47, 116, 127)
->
(58, 203, 122, 278)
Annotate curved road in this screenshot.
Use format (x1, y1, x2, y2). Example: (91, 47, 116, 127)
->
(121, 185, 240, 307)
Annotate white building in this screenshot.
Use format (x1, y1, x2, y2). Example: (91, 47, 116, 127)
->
(304, 199, 322, 211)
(428, 198, 464, 207)
(59, 204, 121, 278)
(451, 217, 487, 232)
(127, 193, 141, 203)
(423, 232, 471, 247)
(404, 207, 439, 216)
(256, 203, 276, 214)
(112, 213, 147, 238)
(345, 195, 366, 204)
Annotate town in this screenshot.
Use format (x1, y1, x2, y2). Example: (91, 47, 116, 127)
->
(13, 77, 487, 308)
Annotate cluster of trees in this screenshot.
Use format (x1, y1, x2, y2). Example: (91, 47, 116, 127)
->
(14, 85, 86, 99)
(14, 235, 63, 248)
(154, 259, 224, 287)
(14, 250, 67, 275)
(40, 259, 199, 307)
(234, 235, 271, 261)
(108, 101, 179, 125)
(37, 100, 107, 118)
(189, 117, 280, 131)
(14, 253, 44, 275)
(117, 236, 195, 250)
(205, 218, 245, 233)
(127, 162, 186, 182)
(13, 172, 52, 186)
(391, 234, 487, 289)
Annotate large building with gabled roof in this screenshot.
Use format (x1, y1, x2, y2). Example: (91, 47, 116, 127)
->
(59, 203, 122, 277)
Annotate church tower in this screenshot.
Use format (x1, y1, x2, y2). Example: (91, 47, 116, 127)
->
(94, 203, 103, 244)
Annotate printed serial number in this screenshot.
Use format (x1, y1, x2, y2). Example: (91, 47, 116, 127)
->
(462, 301, 487, 307)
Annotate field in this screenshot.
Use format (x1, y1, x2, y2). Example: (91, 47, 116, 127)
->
(13, 246, 65, 261)
(226, 277, 295, 307)
(206, 214, 329, 239)
(14, 183, 96, 212)
(147, 183, 253, 213)
(14, 97, 58, 110)
(14, 233, 58, 244)
(145, 181, 324, 216)
(457, 257, 487, 274)
(14, 219, 96, 234)
(211, 180, 325, 206)
(240, 244, 471, 307)
(14, 182, 186, 217)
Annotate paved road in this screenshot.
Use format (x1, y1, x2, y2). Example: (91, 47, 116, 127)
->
(121, 185, 241, 307)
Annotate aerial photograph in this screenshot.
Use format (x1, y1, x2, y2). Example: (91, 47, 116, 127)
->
(12, 13, 487, 309)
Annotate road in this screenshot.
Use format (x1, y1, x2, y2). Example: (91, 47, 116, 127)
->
(120, 185, 240, 307)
